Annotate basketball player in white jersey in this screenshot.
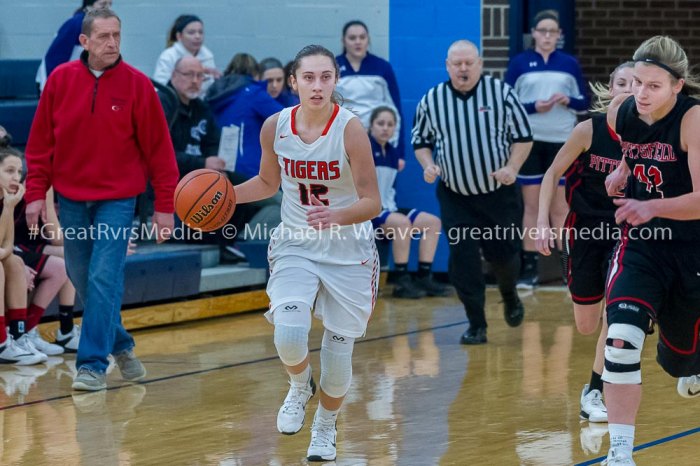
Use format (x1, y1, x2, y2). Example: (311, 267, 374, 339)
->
(234, 44, 381, 462)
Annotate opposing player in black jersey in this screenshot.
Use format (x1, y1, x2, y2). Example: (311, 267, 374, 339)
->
(536, 62, 634, 427)
(602, 36, 700, 466)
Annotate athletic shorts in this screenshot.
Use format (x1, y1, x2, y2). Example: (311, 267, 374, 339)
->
(606, 232, 700, 377)
(518, 140, 566, 185)
(564, 213, 618, 305)
(14, 244, 49, 275)
(265, 249, 380, 338)
(372, 207, 422, 229)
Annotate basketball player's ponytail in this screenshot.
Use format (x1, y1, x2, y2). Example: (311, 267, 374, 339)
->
(633, 36, 700, 98)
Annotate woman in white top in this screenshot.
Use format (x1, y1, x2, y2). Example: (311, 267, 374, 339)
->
(234, 44, 380, 462)
(152, 15, 221, 95)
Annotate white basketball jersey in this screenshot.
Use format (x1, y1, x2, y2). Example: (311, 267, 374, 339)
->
(270, 104, 374, 264)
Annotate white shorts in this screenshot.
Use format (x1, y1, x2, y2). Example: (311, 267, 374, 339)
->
(265, 253, 379, 338)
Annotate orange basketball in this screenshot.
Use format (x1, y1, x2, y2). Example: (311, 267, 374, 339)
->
(174, 169, 236, 232)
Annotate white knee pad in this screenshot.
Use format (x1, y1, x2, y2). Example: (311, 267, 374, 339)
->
(602, 323, 646, 384)
(319, 330, 355, 398)
(273, 301, 311, 366)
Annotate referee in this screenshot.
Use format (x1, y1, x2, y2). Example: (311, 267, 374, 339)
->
(412, 40, 533, 344)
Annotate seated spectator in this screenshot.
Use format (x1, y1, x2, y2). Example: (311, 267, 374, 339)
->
(35, 0, 113, 92)
(153, 15, 221, 96)
(369, 107, 448, 298)
(0, 148, 46, 364)
(156, 56, 266, 260)
(15, 187, 80, 354)
(336, 20, 406, 167)
(259, 57, 299, 107)
(206, 53, 284, 179)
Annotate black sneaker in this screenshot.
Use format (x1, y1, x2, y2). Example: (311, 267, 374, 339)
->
(460, 327, 487, 345)
(503, 297, 525, 327)
(414, 275, 451, 297)
(392, 275, 426, 299)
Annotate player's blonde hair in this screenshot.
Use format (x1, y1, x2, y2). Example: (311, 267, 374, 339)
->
(633, 35, 700, 98)
(589, 61, 634, 113)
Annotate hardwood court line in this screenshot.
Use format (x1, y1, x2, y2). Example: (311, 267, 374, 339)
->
(575, 426, 700, 466)
(0, 319, 468, 412)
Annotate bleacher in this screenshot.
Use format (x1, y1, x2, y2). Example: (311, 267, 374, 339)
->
(0, 59, 40, 148)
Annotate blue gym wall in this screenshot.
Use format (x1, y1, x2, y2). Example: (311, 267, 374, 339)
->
(390, 0, 482, 272)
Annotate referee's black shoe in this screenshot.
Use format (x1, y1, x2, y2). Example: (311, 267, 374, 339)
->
(460, 327, 487, 345)
(503, 296, 525, 327)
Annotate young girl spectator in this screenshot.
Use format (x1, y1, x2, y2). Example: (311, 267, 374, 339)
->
(336, 20, 406, 168)
(35, 0, 113, 92)
(0, 148, 46, 365)
(536, 62, 634, 425)
(369, 106, 447, 299)
(153, 15, 221, 96)
(505, 9, 589, 288)
(260, 57, 300, 107)
(234, 44, 381, 462)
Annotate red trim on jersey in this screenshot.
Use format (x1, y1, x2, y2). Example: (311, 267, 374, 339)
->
(321, 104, 340, 136)
(290, 104, 339, 137)
(290, 105, 301, 135)
(605, 224, 629, 303)
(571, 293, 604, 304)
(607, 123, 620, 142)
(659, 319, 700, 355)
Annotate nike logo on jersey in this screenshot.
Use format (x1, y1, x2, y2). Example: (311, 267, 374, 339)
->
(279, 134, 289, 139)
(361, 258, 370, 265)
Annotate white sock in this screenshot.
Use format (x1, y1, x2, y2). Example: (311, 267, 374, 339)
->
(608, 423, 635, 455)
(289, 364, 311, 385)
(316, 403, 339, 422)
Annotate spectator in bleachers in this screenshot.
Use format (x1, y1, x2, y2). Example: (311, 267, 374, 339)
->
(336, 20, 406, 168)
(0, 130, 79, 352)
(369, 106, 448, 299)
(14, 186, 79, 356)
(207, 53, 284, 179)
(153, 14, 221, 96)
(0, 148, 45, 365)
(505, 9, 589, 288)
(260, 58, 299, 107)
(156, 55, 260, 262)
(206, 53, 283, 242)
(35, 0, 113, 92)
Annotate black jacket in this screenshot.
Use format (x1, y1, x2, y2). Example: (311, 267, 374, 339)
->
(156, 81, 220, 177)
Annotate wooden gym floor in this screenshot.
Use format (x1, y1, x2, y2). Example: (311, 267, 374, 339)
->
(1, 287, 698, 465)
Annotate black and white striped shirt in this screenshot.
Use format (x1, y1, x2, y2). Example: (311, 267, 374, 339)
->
(412, 75, 533, 196)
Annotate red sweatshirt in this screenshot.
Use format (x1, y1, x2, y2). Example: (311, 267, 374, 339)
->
(25, 54, 178, 212)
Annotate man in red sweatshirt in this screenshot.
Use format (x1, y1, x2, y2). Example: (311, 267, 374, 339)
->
(24, 8, 179, 391)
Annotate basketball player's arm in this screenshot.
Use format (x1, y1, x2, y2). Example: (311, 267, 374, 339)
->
(307, 119, 381, 228)
(605, 94, 632, 197)
(614, 106, 700, 224)
(536, 119, 592, 255)
(234, 115, 281, 204)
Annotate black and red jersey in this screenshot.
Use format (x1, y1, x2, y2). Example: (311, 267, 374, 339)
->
(616, 94, 700, 241)
(565, 114, 623, 219)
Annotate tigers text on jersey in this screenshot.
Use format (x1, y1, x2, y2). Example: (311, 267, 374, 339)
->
(271, 104, 375, 264)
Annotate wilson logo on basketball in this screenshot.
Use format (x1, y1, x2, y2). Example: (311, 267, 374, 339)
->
(190, 191, 224, 224)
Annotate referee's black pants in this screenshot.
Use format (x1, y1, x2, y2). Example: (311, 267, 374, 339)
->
(437, 183, 522, 330)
